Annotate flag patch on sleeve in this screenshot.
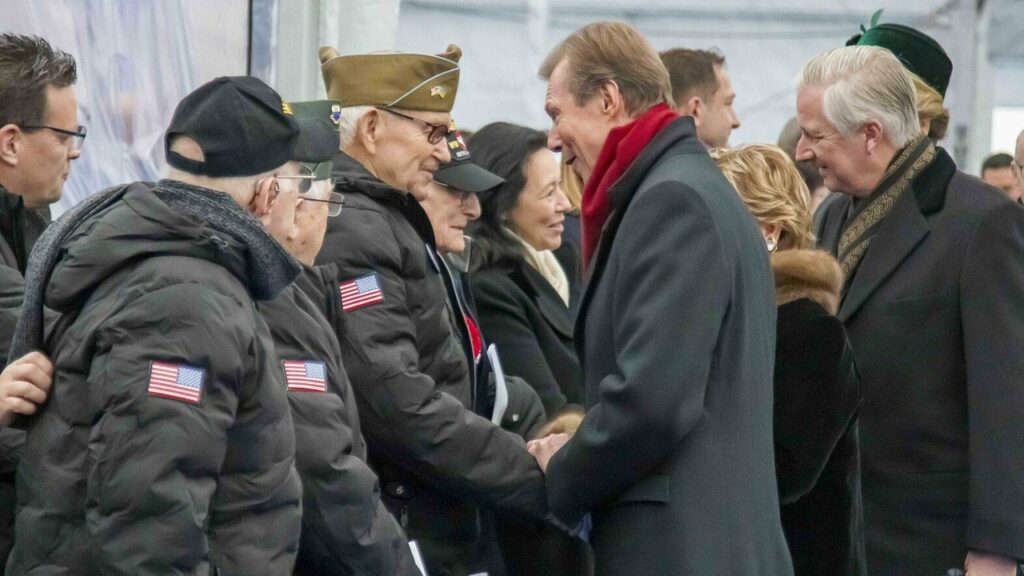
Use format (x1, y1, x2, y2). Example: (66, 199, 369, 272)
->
(148, 361, 205, 404)
(340, 273, 384, 312)
(283, 360, 327, 392)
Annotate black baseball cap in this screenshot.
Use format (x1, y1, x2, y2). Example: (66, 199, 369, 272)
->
(433, 121, 505, 193)
(165, 76, 338, 177)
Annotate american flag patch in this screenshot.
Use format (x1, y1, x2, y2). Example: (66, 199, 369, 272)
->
(283, 360, 327, 392)
(340, 273, 384, 312)
(148, 361, 204, 404)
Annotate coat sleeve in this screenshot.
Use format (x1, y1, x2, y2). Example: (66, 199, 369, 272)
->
(960, 201, 1024, 559)
(773, 311, 861, 505)
(84, 283, 251, 575)
(545, 181, 733, 525)
(319, 208, 547, 520)
(291, 388, 415, 575)
(472, 276, 568, 416)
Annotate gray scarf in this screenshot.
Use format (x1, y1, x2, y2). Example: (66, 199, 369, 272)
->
(7, 179, 299, 364)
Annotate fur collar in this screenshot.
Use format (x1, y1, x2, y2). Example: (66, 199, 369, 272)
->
(771, 249, 843, 315)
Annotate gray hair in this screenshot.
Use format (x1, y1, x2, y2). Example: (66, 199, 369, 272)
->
(337, 105, 372, 149)
(796, 46, 919, 149)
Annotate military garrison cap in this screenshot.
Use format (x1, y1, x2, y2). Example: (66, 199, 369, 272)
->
(319, 45, 461, 112)
(847, 22, 952, 98)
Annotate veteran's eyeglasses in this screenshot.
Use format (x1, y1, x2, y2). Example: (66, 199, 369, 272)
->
(273, 164, 320, 194)
(21, 124, 87, 151)
(265, 165, 345, 217)
(299, 190, 345, 217)
(378, 107, 448, 144)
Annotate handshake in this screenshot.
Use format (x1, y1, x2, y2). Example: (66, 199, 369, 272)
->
(526, 408, 583, 473)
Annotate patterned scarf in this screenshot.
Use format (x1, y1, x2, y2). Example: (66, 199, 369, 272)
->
(838, 134, 935, 286)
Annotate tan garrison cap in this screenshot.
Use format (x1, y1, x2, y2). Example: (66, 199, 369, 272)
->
(319, 44, 462, 112)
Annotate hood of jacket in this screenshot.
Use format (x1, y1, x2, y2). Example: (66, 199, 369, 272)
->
(46, 181, 275, 312)
(771, 249, 843, 315)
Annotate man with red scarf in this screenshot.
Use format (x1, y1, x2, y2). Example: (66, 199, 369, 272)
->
(527, 21, 793, 576)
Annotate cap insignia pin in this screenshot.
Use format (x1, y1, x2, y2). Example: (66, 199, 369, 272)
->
(430, 86, 447, 99)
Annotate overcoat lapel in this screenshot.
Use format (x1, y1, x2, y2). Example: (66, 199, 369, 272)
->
(837, 148, 956, 322)
(572, 117, 702, 350)
(838, 190, 929, 321)
(512, 264, 574, 337)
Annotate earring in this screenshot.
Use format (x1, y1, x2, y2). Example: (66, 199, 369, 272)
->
(766, 236, 777, 253)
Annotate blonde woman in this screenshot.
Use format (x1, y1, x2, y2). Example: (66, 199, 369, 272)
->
(713, 144, 864, 576)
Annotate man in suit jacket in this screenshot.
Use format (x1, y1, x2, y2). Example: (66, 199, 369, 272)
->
(800, 45, 1024, 575)
(528, 21, 793, 576)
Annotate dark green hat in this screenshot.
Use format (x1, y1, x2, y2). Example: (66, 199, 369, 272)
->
(289, 100, 342, 132)
(289, 100, 341, 179)
(847, 22, 952, 98)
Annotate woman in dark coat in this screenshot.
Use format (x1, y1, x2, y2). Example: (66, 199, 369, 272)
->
(466, 122, 582, 418)
(714, 144, 865, 576)
(466, 123, 591, 576)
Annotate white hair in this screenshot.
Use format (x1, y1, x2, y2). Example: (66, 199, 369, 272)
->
(796, 46, 919, 149)
(337, 105, 372, 149)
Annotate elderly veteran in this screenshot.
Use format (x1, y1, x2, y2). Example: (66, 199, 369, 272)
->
(314, 46, 547, 576)
(6, 77, 337, 575)
(256, 100, 418, 576)
(802, 46, 1024, 576)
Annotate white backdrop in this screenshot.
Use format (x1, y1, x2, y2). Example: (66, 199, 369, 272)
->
(391, 0, 986, 166)
(3, 0, 1023, 209)
(2, 0, 250, 211)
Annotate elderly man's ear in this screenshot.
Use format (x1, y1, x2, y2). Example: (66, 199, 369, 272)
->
(250, 176, 277, 217)
(355, 109, 382, 154)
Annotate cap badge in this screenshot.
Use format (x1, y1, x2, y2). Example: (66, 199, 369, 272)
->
(430, 86, 447, 99)
(330, 104, 342, 125)
(281, 100, 294, 116)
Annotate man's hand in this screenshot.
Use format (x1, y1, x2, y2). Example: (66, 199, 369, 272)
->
(0, 351, 54, 427)
(527, 433, 569, 473)
(965, 551, 1019, 576)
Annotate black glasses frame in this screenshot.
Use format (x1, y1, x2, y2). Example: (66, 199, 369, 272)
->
(378, 107, 448, 144)
(299, 190, 345, 217)
(20, 124, 87, 150)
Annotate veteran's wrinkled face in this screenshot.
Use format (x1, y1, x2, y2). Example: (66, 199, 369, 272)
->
(795, 85, 877, 198)
(373, 108, 452, 193)
(508, 149, 570, 252)
(544, 59, 618, 185)
(14, 85, 82, 208)
(420, 181, 480, 254)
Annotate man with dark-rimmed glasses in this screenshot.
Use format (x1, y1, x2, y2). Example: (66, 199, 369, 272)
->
(0, 32, 81, 567)
(314, 45, 548, 575)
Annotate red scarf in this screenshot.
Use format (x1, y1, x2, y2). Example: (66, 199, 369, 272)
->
(580, 103, 678, 268)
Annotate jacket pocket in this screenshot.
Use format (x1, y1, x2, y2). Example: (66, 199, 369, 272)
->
(615, 473, 670, 504)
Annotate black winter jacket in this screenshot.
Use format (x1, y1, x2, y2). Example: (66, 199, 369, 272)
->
(470, 255, 582, 417)
(7, 181, 301, 575)
(770, 249, 864, 576)
(0, 185, 52, 571)
(259, 267, 417, 576)
(315, 153, 546, 575)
